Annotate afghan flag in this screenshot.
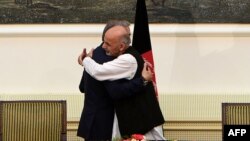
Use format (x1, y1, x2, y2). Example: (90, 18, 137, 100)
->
(132, 0, 158, 96)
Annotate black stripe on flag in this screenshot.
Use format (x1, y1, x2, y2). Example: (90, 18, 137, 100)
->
(132, 0, 152, 54)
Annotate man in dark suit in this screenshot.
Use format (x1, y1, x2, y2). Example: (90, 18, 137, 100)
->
(77, 21, 153, 141)
(79, 20, 165, 140)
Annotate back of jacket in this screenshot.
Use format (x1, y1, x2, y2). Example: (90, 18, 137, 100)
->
(77, 45, 115, 140)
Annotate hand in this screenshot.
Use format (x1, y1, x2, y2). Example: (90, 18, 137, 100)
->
(142, 62, 153, 81)
(143, 58, 153, 69)
(78, 48, 87, 66)
(86, 48, 94, 58)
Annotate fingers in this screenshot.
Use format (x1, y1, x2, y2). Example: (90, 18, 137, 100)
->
(83, 48, 86, 56)
(78, 48, 95, 66)
(87, 48, 94, 58)
(143, 62, 149, 71)
(142, 63, 153, 81)
(78, 48, 87, 66)
(144, 62, 153, 74)
(143, 58, 153, 69)
(78, 55, 83, 66)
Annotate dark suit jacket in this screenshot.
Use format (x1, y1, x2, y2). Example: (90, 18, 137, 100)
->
(77, 44, 145, 140)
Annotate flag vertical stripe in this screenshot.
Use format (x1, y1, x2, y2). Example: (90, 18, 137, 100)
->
(132, 0, 158, 96)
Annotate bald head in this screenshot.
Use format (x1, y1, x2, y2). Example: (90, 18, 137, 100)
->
(102, 20, 130, 41)
(102, 26, 131, 57)
(105, 26, 127, 42)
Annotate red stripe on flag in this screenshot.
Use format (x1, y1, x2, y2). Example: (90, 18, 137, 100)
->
(141, 50, 158, 96)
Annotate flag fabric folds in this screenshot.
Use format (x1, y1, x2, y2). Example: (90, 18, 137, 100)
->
(132, 0, 158, 96)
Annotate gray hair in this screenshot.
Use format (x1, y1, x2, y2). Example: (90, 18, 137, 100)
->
(102, 20, 131, 46)
(121, 31, 131, 47)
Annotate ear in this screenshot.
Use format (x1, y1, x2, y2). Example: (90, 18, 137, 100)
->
(119, 42, 126, 52)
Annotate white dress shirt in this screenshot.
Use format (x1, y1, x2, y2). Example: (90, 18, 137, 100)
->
(83, 54, 137, 81)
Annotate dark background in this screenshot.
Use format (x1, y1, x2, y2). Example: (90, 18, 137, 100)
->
(1, 0, 250, 24)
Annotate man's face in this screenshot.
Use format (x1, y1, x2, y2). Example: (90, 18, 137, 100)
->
(102, 38, 121, 57)
(102, 26, 126, 57)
